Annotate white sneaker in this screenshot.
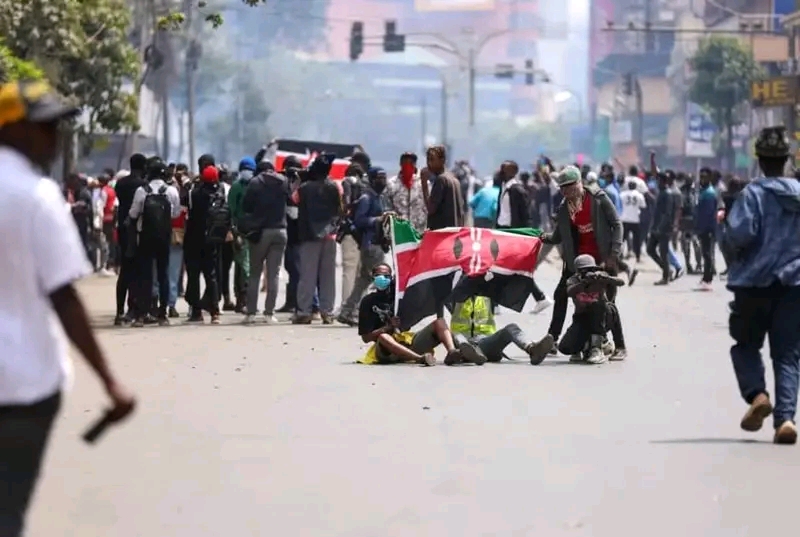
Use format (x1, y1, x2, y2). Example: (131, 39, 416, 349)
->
(569, 353, 584, 363)
(99, 268, 115, 277)
(242, 314, 256, 325)
(531, 298, 554, 315)
(264, 315, 278, 325)
(695, 281, 713, 292)
(586, 347, 607, 364)
(610, 348, 627, 361)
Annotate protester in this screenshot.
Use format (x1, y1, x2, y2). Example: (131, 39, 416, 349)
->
(97, 173, 118, 275)
(337, 166, 390, 326)
(292, 153, 341, 324)
(241, 160, 289, 324)
(469, 173, 500, 229)
(357, 263, 479, 366)
(0, 79, 135, 537)
(646, 171, 678, 286)
(338, 162, 365, 304)
(619, 180, 646, 262)
(694, 168, 718, 291)
(720, 126, 800, 445)
(383, 151, 427, 233)
(184, 156, 225, 324)
(421, 144, 464, 230)
(127, 157, 181, 326)
(227, 157, 256, 312)
(113, 155, 147, 325)
(64, 172, 93, 262)
(555, 254, 626, 364)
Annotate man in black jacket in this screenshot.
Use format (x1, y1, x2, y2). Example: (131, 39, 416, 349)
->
(276, 155, 304, 313)
(293, 154, 342, 324)
(184, 155, 224, 324)
(241, 162, 289, 324)
(113, 154, 147, 325)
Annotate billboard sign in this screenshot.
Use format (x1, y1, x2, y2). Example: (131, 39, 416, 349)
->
(750, 76, 800, 108)
(414, 0, 495, 11)
(685, 102, 716, 158)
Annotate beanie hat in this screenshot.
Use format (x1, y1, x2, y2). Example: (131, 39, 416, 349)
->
(239, 157, 256, 172)
(201, 166, 219, 183)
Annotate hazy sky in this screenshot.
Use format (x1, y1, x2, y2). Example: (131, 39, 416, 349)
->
(569, 0, 589, 20)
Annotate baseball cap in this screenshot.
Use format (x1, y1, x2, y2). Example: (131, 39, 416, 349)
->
(557, 165, 581, 187)
(0, 80, 80, 129)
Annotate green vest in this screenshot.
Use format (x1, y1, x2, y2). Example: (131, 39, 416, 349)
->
(451, 296, 496, 338)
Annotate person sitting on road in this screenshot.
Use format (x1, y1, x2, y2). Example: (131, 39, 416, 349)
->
(357, 263, 482, 366)
(448, 294, 544, 365)
(551, 254, 626, 365)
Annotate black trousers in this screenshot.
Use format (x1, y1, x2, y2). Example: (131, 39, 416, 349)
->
(0, 392, 61, 537)
(185, 245, 220, 314)
(218, 242, 235, 302)
(284, 242, 300, 309)
(558, 302, 608, 355)
(606, 302, 626, 349)
(115, 231, 137, 317)
(622, 222, 642, 260)
(698, 231, 715, 283)
(136, 243, 170, 318)
(646, 233, 671, 282)
(548, 268, 574, 340)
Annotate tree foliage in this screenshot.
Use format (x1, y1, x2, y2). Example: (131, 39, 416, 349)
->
(0, 0, 139, 138)
(0, 42, 44, 83)
(689, 36, 760, 159)
(158, 0, 266, 31)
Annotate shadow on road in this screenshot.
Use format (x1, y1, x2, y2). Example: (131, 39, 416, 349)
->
(650, 438, 771, 445)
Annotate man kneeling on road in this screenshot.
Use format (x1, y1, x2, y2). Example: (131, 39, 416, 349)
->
(449, 294, 544, 365)
(358, 263, 483, 366)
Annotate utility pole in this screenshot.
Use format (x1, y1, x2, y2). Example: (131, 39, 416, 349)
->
(185, 0, 198, 169)
(420, 95, 427, 156)
(440, 75, 448, 148)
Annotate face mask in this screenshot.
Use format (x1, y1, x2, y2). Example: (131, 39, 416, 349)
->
(400, 163, 415, 178)
(373, 274, 392, 291)
(598, 179, 607, 188)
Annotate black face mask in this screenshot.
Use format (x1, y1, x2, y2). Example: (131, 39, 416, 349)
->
(371, 178, 387, 194)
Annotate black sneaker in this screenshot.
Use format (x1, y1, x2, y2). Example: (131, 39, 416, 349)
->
(168, 307, 180, 318)
(222, 301, 236, 312)
(654, 279, 669, 286)
(458, 342, 487, 366)
(186, 313, 204, 324)
(158, 317, 170, 327)
(113, 315, 129, 327)
(628, 269, 639, 286)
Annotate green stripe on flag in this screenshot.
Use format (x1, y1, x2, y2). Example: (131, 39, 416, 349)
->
(391, 218, 421, 252)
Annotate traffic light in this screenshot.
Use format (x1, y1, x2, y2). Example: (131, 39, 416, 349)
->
(525, 59, 534, 85)
(383, 20, 405, 53)
(623, 73, 634, 96)
(350, 21, 364, 61)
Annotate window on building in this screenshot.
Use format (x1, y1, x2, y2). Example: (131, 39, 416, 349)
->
(507, 39, 537, 58)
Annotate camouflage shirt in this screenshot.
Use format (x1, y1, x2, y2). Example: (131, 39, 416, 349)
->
(383, 175, 428, 233)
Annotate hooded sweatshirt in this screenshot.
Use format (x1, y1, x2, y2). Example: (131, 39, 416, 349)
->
(723, 177, 800, 288)
(228, 168, 255, 225)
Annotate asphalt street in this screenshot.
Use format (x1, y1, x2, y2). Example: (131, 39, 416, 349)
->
(27, 257, 796, 537)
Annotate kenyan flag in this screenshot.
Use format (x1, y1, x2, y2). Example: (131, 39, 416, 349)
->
(390, 219, 543, 329)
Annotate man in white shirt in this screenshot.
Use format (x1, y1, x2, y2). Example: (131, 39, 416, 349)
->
(0, 80, 134, 537)
(619, 180, 647, 262)
(128, 157, 182, 326)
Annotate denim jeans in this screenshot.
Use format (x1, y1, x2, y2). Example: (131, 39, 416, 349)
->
(455, 323, 532, 362)
(730, 285, 800, 428)
(668, 246, 682, 271)
(153, 245, 183, 308)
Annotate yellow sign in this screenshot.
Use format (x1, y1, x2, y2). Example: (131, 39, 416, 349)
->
(414, 0, 495, 11)
(750, 76, 800, 108)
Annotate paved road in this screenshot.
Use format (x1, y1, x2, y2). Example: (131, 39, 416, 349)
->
(28, 260, 796, 537)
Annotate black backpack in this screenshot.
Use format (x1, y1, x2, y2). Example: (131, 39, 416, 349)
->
(206, 184, 231, 244)
(139, 184, 172, 247)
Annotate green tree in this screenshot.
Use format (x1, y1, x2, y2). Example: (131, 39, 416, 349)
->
(0, 42, 44, 83)
(689, 36, 760, 164)
(0, 0, 139, 149)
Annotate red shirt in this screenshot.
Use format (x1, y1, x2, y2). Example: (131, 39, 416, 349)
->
(572, 194, 601, 262)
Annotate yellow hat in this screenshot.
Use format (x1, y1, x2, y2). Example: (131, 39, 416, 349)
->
(0, 79, 79, 129)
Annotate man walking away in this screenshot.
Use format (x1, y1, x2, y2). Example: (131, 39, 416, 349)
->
(113, 155, 147, 325)
(128, 157, 181, 326)
(678, 174, 702, 274)
(185, 159, 225, 324)
(620, 181, 646, 262)
(0, 79, 135, 537)
(277, 155, 304, 313)
(293, 153, 342, 324)
(694, 169, 718, 291)
(337, 167, 389, 326)
(241, 162, 289, 324)
(469, 174, 500, 229)
(721, 126, 800, 445)
(228, 157, 256, 312)
(421, 145, 464, 230)
(646, 172, 677, 285)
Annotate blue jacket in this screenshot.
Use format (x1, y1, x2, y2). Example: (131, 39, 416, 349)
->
(693, 185, 717, 234)
(353, 189, 383, 249)
(469, 185, 499, 220)
(723, 177, 800, 288)
(604, 183, 622, 213)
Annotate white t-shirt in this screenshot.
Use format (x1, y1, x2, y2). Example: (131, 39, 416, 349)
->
(497, 178, 519, 227)
(619, 189, 647, 223)
(0, 148, 91, 405)
(625, 175, 649, 195)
